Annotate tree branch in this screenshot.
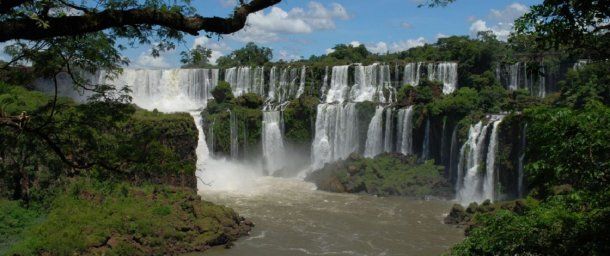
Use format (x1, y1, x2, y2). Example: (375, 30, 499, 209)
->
(0, 0, 281, 42)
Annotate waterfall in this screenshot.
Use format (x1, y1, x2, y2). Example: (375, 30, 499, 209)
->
(396, 106, 415, 155)
(207, 117, 215, 156)
(440, 118, 447, 164)
(351, 64, 378, 102)
(268, 67, 278, 101)
(426, 62, 458, 94)
(253, 67, 265, 96)
(456, 115, 505, 205)
(230, 110, 239, 160)
(449, 124, 459, 184)
(325, 66, 350, 103)
(383, 108, 394, 153)
(320, 66, 329, 101)
(456, 122, 490, 204)
(538, 64, 546, 98)
(311, 103, 359, 170)
(483, 116, 504, 201)
(422, 118, 431, 160)
(518, 123, 527, 197)
(364, 106, 385, 158)
(508, 63, 520, 91)
(403, 63, 419, 86)
(262, 111, 286, 174)
(295, 66, 307, 98)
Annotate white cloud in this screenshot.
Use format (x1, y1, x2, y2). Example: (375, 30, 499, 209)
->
(469, 3, 529, 41)
(134, 53, 171, 69)
(277, 50, 302, 61)
(230, 2, 350, 43)
(365, 37, 427, 54)
(436, 33, 449, 39)
(367, 42, 388, 54)
(325, 48, 336, 54)
(401, 22, 413, 29)
(219, 0, 237, 8)
(349, 41, 362, 47)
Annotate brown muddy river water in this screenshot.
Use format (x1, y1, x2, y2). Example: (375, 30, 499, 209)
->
(198, 176, 463, 256)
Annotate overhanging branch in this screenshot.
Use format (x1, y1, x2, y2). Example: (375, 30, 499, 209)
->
(0, 0, 281, 42)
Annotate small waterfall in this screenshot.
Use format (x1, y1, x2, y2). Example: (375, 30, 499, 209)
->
(311, 103, 359, 170)
(262, 111, 286, 174)
(427, 62, 458, 94)
(518, 123, 527, 197)
(508, 63, 520, 91)
(403, 63, 419, 86)
(253, 67, 265, 96)
(351, 64, 379, 102)
(396, 106, 415, 155)
(230, 110, 239, 160)
(538, 64, 546, 98)
(456, 121, 490, 204)
(483, 117, 504, 201)
(295, 66, 307, 98)
(456, 115, 505, 205)
(449, 124, 459, 184)
(422, 118, 431, 160)
(279, 68, 289, 103)
(383, 108, 394, 153)
(268, 67, 278, 101)
(364, 106, 385, 158)
(320, 66, 329, 101)
(207, 117, 215, 156)
(325, 65, 350, 103)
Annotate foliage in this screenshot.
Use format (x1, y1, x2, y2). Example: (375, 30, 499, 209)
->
(0, 84, 198, 200)
(5, 178, 250, 256)
(217, 42, 273, 67)
(210, 81, 234, 104)
(558, 62, 610, 108)
(450, 192, 610, 255)
(524, 101, 609, 198)
(307, 154, 452, 198)
(283, 95, 319, 144)
(0, 200, 40, 255)
(180, 45, 213, 68)
(515, 0, 610, 59)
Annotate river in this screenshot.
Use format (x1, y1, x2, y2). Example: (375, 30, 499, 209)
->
(198, 176, 463, 256)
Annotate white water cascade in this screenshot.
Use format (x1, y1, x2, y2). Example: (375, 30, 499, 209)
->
(295, 66, 307, 98)
(403, 62, 422, 87)
(483, 116, 504, 201)
(364, 106, 385, 158)
(396, 106, 415, 155)
(230, 110, 239, 159)
(383, 108, 394, 153)
(262, 111, 286, 174)
(428, 62, 458, 94)
(311, 103, 359, 170)
(351, 63, 392, 103)
(325, 66, 350, 103)
(456, 116, 504, 205)
(456, 122, 490, 204)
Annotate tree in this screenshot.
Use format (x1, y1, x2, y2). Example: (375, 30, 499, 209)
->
(180, 45, 213, 68)
(216, 42, 273, 67)
(0, 0, 281, 42)
(515, 0, 610, 59)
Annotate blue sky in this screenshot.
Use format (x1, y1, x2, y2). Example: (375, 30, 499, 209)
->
(1, 0, 542, 68)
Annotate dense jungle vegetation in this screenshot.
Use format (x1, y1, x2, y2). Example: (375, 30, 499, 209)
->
(1, 0, 609, 255)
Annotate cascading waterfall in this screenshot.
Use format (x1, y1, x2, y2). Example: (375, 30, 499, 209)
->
(456, 116, 504, 205)
(295, 66, 307, 98)
(364, 106, 385, 158)
(320, 66, 329, 101)
(508, 63, 520, 91)
(422, 118, 431, 160)
(262, 111, 286, 174)
(230, 110, 239, 160)
(483, 116, 504, 201)
(403, 62, 422, 87)
(427, 62, 458, 94)
(396, 106, 415, 155)
(456, 122, 490, 204)
(268, 67, 278, 101)
(311, 103, 359, 170)
(383, 108, 394, 153)
(449, 124, 459, 183)
(518, 123, 527, 197)
(325, 65, 350, 103)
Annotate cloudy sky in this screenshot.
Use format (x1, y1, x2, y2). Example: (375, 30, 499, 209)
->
(1, 0, 540, 68)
